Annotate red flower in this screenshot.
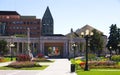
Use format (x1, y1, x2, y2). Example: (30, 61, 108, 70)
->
(17, 54, 31, 61)
(37, 53, 44, 58)
(80, 62, 85, 66)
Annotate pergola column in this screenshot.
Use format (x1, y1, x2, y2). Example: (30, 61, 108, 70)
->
(17, 42, 19, 55)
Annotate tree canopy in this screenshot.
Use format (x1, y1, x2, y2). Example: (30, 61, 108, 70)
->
(90, 29, 104, 57)
(107, 24, 120, 54)
(0, 40, 8, 56)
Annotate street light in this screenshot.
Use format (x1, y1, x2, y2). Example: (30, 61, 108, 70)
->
(9, 36, 15, 61)
(72, 43, 77, 59)
(10, 43, 15, 61)
(109, 46, 112, 60)
(81, 29, 93, 71)
(70, 43, 77, 72)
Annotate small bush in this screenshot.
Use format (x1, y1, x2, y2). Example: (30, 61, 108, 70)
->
(111, 55, 120, 62)
(0, 57, 6, 62)
(37, 53, 44, 58)
(17, 54, 31, 61)
(88, 54, 96, 61)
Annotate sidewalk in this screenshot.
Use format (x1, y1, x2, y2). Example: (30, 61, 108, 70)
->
(0, 61, 13, 67)
(38, 59, 77, 75)
(0, 59, 77, 75)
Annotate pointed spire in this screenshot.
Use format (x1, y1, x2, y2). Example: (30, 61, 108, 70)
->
(41, 6, 54, 35)
(42, 6, 53, 19)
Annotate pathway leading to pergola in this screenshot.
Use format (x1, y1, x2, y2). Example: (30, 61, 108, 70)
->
(0, 59, 77, 75)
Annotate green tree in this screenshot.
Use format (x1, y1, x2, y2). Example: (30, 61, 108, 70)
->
(90, 29, 104, 57)
(117, 28, 120, 54)
(0, 40, 8, 56)
(107, 24, 118, 54)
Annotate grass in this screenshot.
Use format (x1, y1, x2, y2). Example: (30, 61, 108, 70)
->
(0, 57, 16, 63)
(77, 70, 120, 75)
(0, 65, 48, 70)
(70, 58, 120, 75)
(1, 57, 16, 62)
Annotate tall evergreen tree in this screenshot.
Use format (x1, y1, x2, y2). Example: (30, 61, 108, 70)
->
(117, 28, 120, 54)
(90, 29, 104, 57)
(107, 24, 118, 54)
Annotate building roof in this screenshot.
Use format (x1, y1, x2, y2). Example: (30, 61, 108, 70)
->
(20, 16, 36, 19)
(0, 11, 20, 15)
(75, 25, 103, 34)
(66, 25, 103, 37)
(42, 6, 53, 19)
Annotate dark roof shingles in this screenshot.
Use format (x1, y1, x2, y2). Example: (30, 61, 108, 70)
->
(0, 11, 20, 15)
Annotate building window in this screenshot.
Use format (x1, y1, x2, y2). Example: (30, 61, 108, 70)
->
(16, 27, 19, 29)
(24, 22, 26, 24)
(33, 21, 37, 24)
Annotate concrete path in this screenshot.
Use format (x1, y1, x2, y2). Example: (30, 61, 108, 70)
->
(38, 59, 77, 75)
(0, 59, 77, 75)
(0, 62, 13, 67)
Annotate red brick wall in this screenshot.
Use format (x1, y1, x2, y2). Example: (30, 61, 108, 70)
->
(0, 18, 41, 37)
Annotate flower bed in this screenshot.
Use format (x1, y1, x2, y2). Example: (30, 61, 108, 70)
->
(7, 61, 41, 68)
(37, 53, 44, 58)
(17, 54, 31, 61)
(80, 61, 120, 69)
(0, 57, 7, 62)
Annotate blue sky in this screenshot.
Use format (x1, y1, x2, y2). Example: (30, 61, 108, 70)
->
(0, 0, 120, 36)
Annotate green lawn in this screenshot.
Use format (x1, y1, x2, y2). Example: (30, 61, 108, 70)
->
(70, 59, 120, 75)
(0, 65, 48, 70)
(77, 70, 120, 75)
(4, 57, 16, 61)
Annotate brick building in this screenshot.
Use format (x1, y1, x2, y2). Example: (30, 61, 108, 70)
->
(0, 11, 41, 37)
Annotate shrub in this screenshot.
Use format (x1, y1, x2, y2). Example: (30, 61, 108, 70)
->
(89, 61, 116, 66)
(0, 57, 4, 62)
(37, 53, 44, 58)
(79, 62, 85, 66)
(75, 59, 85, 65)
(80, 61, 117, 69)
(88, 54, 96, 61)
(111, 55, 120, 62)
(7, 61, 41, 68)
(0, 57, 6, 62)
(17, 54, 31, 61)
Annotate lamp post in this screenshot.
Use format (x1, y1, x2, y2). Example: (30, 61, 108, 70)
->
(72, 43, 77, 59)
(9, 36, 15, 61)
(70, 43, 77, 72)
(10, 43, 15, 61)
(109, 46, 112, 60)
(81, 29, 93, 71)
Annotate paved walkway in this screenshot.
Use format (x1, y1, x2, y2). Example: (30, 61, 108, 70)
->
(0, 59, 77, 75)
(0, 62, 13, 67)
